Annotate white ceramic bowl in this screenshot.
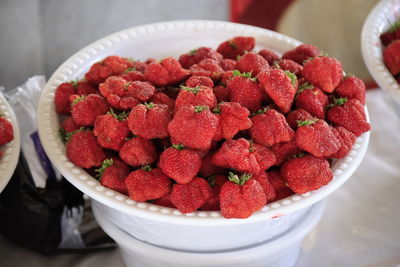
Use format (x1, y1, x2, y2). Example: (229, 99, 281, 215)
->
(37, 20, 370, 249)
(93, 200, 325, 267)
(362, 0, 400, 103)
(0, 92, 20, 193)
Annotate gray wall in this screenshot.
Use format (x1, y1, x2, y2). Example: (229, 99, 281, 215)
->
(0, 0, 228, 90)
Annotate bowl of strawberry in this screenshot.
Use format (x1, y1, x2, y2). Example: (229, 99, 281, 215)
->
(38, 21, 370, 251)
(362, 0, 400, 103)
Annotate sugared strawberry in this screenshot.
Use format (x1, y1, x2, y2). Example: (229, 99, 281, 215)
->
(97, 158, 130, 195)
(174, 85, 217, 113)
(128, 103, 171, 139)
(201, 175, 228, 211)
(85, 56, 134, 85)
(295, 83, 328, 119)
(145, 57, 190, 86)
(330, 126, 356, 159)
(335, 76, 366, 105)
(54, 82, 76, 115)
(258, 49, 279, 65)
(281, 155, 333, 194)
(302, 56, 343, 93)
(171, 177, 212, 213)
(326, 97, 370, 137)
(76, 80, 98, 95)
(295, 119, 340, 157)
(227, 72, 264, 112)
(168, 105, 218, 150)
(0, 115, 13, 145)
(282, 44, 320, 65)
(179, 47, 223, 69)
(254, 171, 276, 202)
(383, 40, 400, 75)
(258, 68, 297, 113)
(185, 75, 214, 88)
(159, 144, 201, 184)
(217, 36, 255, 59)
(212, 138, 260, 175)
(266, 170, 294, 201)
(119, 137, 158, 167)
(61, 116, 79, 133)
(220, 59, 237, 71)
(215, 102, 252, 139)
(219, 172, 266, 218)
(274, 59, 303, 76)
(235, 52, 269, 76)
(66, 130, 105, 168)
(125, 166, 172, 201)
(249, 108, 295, 147)
(213, 85, 230, 102)
(150, 92, 175, 111)
(71, 94, 109, 126)
(286, 108, 313, 129)
(190, 58, 225, 81)
(271, 140, 301, 166)
(251, 142, 276, 171)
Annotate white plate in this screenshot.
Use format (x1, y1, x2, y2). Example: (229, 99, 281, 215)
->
(0, 92, 20, 193)
(362, 0, 400, 103)
(37, 20, 370, 224)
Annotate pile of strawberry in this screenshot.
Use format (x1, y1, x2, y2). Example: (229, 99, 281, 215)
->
(380, 20, 400, 83)
(0, 111, 14, 158)
(55, 36, 370, 219)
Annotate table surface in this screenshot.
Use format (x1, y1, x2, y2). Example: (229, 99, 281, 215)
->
(1, 89, 399, 267)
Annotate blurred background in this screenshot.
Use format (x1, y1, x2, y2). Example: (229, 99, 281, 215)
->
(0, 0, 379, 90)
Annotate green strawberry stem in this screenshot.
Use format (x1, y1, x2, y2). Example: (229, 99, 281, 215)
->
(123, 81, 132, 90)
(124, 67, 137, 73)
(144, 102, 155, 109)
(108, 108, 128, 121)
(297, 82, 314, 94)
(251, 107, 269, 117)
(228, 172, 252, 186)
(172, 144, 185, 150)
(232, 69, 253, 79)
(95, 158, 114, 179)
(71, 80, 79, 88)
(228, 40, 238, 49)
(64, 127, 86, 142)
(248, 140, 255, 153)
(0, 111, 4, 117)
(207, 175, 216, 188)
(327, 97, 348, 109)
(189, 49, 197, 55)
(297, 118, 318, 127)
(291, 152, 305, 159)
(180, 85, 201, 94)
(388, 19, 400, 33)
(142, 165, 152, 172)
(72, 95, 86, 106)
(284, 71, 297, 87)
(194, 105, 208, 113)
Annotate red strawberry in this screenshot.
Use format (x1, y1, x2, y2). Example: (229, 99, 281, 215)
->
(271, 140, 301, 166)
(213, 85, 230, 102)
(71, 94, 109, 126)
(266, 171, 294, 201)
(215, 102, 252, 139)
(190, 58, 225, 81)
(335, 76, 366, 105)
(185, 75, 214, 88)
(200, 175, 228, 211)
(150, 92, 175, 111)
(217, 36, 255, 59)
(159, 144, 201, 184)
(0, 115, 14, 145)
(125, 166, 172, 202)
(119, 137, 158, 167)
(257, 68, 297, 113)
(254, 172, 276, 202)
(212, 138, 260, 175)
(330, 126, 356, 159)
(220, 59, 237, 71)
(131, 59, 152, 73)
(119, 68, 146, 82)
(286, 108, 313, 129)
(128, 103, 171, 139)
(383, 39, 400, 75)
(153, 193, 175, 208)
(145, 57, 190, 86)
(295, 83, 329, 119)
(326, 98, 370, 137)
(274, 59, 303, 76)
(198, 152, 225, 177)
(171, 177, 212, 213)
(66, 130, 106, 168)
(295, 119, 340, 157)
(220, 70, 234, 86)
(168, 105, 218, 150)
(76, 80, 98, 95)
(258, 49, 279, 65)
(61, 116, 79, 133)
(85, 56, 134, 85)
(54, 82, 75, 115)
(99, 76, 137, 109)
(93, 111, 130, 151)
(281, 155, 333, 194)
(251, 142, 276, 171)
(235, 52, 269, 76)
(227, 73, 264, 112)
(97, 158, 130, 195)
(174, 85, 217, 113)
(282, 44, 320, 65)
(302, 56, 343, 93)
(179, 47, 223, 69)
(249, 108, 295, 147)
(380, 31, 395, 46)
(219, 172, 266, 219)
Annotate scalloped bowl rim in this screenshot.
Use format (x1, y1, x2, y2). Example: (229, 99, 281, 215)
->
(37, 20, 370, 225)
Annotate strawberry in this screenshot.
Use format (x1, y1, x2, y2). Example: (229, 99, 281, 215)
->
(285, 108, 313, 129)
(190, 58, 225, 81)
(200, 175, 228, 211)
(119, 137, 158, 167)
(153, 193, 175, 208)
(295, 118, 340, 157)
(215, 102, 252, 139)
(128, 102, 171, 139)
(96, 158, 130, 195)
(282, 44, 320, 65)
(150, 92, 175, 111)
(0, 114, 13, 145)
(125, 165, 172, 201)
(335, 76, 366, 105)
(185, 75, 214, 88)
(159, 144, 201, 184)
(219, 172, 266, 219)
(85, 56, 134, 85)
(326, 97, 370, 137)
(171, 177, 212, 213)
(61, 116, 79, 133)
(66, 130, 106, 168)
(70, 94, 109, 126)
(249, 108, 295, 147)
(54, 82, 76, 115)
(330, 126, 356, 159)
(281, 154, 333, 194)
(212, 138, 260, 175)
(266, 170, 294, 201)
(274, 59, 303, 76)
(217, 36, 255, 59)
(119, 68, 146, 82)
(383, 40, 400, 75)
(235, 52, 269, 76)
(227, 72, 264, 112)
(199, 152, 225, 177)
(257, 68, 297, 113)
(295, 83, 329, 119)
(174, 85, 217, 113)
(213, 85, 230, 102)
(220, 70, 234, 86)
(168, 105, 218, 150)
(145, 57, 190, 86)
(179, 47, 223, 69)
(251, 142, 276, 171)
(271, 140, 301, 166)
(258, 49, 279, 65)
(93, 110, 130, 151)
(76, 80, 98, 95)
(254, 171, 276, 202)
(380, 31, 396, 46)
(302, 56, 343, 93)
(220, 59, 237, 71)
